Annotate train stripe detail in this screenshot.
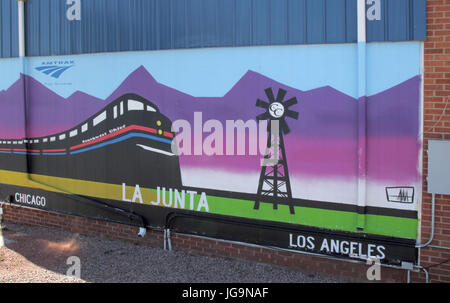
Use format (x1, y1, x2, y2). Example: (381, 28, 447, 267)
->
(13, 152, 40, 155)
(70, 133, 173, 155)
(43, 149, 66, 153)
(13, 149, 40, 153)
(164, 131, 174, 138)
(70, 125, 160, 151)
(42, 153, 66, 156)
(0, 128, 173, 156)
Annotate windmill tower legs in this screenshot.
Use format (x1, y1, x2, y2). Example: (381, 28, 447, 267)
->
(254, 125, 295, 215)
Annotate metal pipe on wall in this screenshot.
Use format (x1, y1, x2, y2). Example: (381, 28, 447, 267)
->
(18, 0, 35, 189)
(17, 0, 26, 58)
(412, 178, 450, 283)
(416, 194, 435, 248)
(416, 193, 450, 250)
(17, 0, 30, 180)
(407, 266, 430, 283)
(356, 0, 368, 231)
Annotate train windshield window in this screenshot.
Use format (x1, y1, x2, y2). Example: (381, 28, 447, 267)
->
(128, 100, 144, 111)
(147, 106, 156, 112)
(93, 111, 107, 126)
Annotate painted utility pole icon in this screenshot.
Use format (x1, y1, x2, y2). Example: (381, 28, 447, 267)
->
(254, 88, 299, 215)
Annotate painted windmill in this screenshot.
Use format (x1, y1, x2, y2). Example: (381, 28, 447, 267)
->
(254, 88, 299, 214)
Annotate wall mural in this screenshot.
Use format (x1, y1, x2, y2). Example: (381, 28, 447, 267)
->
(0, 43, 422, 264)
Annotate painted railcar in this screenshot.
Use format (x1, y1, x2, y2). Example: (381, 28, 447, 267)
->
(0, 93, 182, 189)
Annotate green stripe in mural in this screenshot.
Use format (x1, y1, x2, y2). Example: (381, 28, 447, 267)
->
(153, 190, 418, 240)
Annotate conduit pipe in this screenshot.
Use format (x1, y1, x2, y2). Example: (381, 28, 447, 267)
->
(356, 0, 368, 230)
(429, 244, 450, 250)
(416, 194, 436, 249)
(407, 265, 430, 284)
(413, 192, 450, 286)
(415, 194, 450, 250)
(410, 191, 450, 283)
(18, 0, 26, 58)
(17, 0, 32, 186)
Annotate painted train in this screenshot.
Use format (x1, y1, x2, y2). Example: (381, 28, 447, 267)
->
(0, 94, 182, 189)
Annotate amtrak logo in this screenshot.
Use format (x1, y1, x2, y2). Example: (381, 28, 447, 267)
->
(35, 60, 75, 79)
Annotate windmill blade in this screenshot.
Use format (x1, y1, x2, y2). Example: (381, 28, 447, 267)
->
(285, 109, 299, 120)
(265, 88, 276, 103)
(275, 89, 287, 103)
(256, 99, 269, 109)
(256, 112, 271, 121)
(280, 119, 291, 134)
(283, 97, 298, 108)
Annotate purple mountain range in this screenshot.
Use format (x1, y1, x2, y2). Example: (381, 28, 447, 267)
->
(0, 66, 419, 139)
(104, 66, 420, 139)
(0, 66, 421, 183)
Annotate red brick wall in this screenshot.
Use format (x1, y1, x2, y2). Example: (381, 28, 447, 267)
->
(410, 0, 450, 283)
